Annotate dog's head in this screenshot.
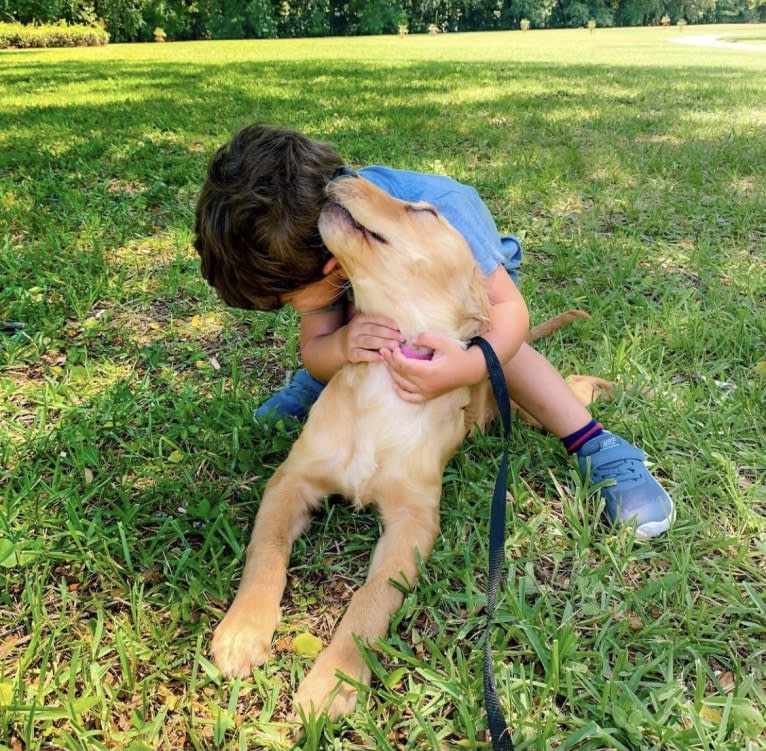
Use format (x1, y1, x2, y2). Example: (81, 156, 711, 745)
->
(318, 175, 489, 341)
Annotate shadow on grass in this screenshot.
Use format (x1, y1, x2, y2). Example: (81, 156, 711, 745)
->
(1, 50, 765, 749)
(2, 58, 763, 327)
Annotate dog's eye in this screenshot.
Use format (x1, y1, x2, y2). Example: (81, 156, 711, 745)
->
(367, 229, 387, 244)
(410, 205, 438, 218)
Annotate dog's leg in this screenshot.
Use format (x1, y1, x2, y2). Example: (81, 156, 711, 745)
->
(294, 482, 440, 721)
(211, 464, 321, 678)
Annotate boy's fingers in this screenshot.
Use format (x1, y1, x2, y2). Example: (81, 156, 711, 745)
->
(383, 349, 426, 381)
(356, 334, 398, 351)
(386, 366, 421, 395)
(413, 331, 455, 351)
(364, 324, 403, 342)
(357, 315, 403, 335)
(393, 386, 425, 403)
(350, 348, 382, 363)
(389, 347, 431, 374)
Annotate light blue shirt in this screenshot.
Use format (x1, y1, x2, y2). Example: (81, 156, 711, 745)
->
(359, 166, 521, 281)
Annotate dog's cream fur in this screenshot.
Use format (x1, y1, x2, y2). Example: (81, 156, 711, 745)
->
(210, 175, 595, 720)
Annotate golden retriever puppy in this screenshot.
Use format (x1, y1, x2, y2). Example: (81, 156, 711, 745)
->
(211, 174, 493, 719)
(210, 174, 593, 720)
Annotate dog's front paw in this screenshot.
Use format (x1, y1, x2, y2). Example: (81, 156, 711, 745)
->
(294, 664, 358, 722)
(211, 609, 275, 678)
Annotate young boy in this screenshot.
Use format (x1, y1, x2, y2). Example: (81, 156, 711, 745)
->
(194, 124, 674, 539)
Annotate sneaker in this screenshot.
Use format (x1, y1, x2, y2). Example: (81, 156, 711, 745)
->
(576, 432, 674, 539)
(253, 368, 325, 424)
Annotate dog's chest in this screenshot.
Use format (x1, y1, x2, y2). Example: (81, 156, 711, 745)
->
(313, 364, 468, 504)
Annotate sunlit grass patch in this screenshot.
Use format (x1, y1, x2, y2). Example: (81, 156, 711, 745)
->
(1, 23, 765, 751)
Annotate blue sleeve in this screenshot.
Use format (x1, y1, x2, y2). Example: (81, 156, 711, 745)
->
(358, 166, 521, 279)
(429, 187, 506, 276)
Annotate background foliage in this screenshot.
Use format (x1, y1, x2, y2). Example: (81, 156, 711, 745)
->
(0, 20, 109, 47)
(2, 0, 766, 41)
(1, 23, 765, 751)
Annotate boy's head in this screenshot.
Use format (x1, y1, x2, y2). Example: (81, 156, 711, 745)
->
(194, 124, 344, 310)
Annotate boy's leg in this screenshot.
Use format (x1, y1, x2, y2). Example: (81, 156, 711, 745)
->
(504, 343, 674, 538)
(503, 343, 593, 437)
(254, 368, 325, 424)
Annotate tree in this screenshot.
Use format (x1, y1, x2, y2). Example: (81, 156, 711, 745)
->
(5, 0, 67, 23)
(664, 0, 716, 21)
(4, 0, 764, 41)
(93, 0, 144, 40)
(502, 0, 557, 28)
(140, 0, 197, 41)
(346, 0, 401, 34)
(244, 0, 278, 37)
(614, 0, 662, 25)
(551, 0, 615, 26)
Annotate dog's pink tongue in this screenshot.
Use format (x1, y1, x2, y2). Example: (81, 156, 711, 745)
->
(400, 343, 434, 361)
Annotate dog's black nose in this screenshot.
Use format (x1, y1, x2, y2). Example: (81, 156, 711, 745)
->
(332, 166, 358, 179)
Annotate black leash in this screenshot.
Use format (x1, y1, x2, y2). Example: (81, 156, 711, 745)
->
(1, 322, 25, 335)
(468, 336, 514, 751)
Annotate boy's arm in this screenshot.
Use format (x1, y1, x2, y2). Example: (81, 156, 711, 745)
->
(381, 266, 529, 402)
(300, 308, 405, 384)
(285, 264, 404, 384)
(469, 264, 529, 369)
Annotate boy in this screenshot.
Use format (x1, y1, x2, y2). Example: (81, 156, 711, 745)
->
(194, 124, 674, 538)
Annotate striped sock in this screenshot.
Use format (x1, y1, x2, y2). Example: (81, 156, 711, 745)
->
(562, 419, 604, 454)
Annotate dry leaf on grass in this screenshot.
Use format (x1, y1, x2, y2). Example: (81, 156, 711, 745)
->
(292, 632, 323, 657)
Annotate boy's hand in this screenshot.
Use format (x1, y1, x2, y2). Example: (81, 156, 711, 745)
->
(342, 314, 404, 364)
(380, 332, 485, 403)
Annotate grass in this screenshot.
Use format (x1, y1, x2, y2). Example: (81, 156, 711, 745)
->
(1, 22, 765, 751)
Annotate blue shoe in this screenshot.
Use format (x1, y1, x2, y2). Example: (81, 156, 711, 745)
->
(253, 368, 325, 424)
(576, 432, 674, 539)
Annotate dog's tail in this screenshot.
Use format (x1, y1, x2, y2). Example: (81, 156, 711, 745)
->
(526, 309, 590, 344)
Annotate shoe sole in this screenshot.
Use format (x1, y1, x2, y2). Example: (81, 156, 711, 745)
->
(634, 499, 675, 539)
(635, 518, 671, 539)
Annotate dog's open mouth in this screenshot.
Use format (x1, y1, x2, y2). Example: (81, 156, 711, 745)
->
(400, 342, 434, 361)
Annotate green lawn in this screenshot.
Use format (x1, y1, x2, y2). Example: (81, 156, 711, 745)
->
(1, 23, 765, 751)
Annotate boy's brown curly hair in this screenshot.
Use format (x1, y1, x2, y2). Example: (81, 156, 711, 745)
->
(194, 124, 344, 310)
